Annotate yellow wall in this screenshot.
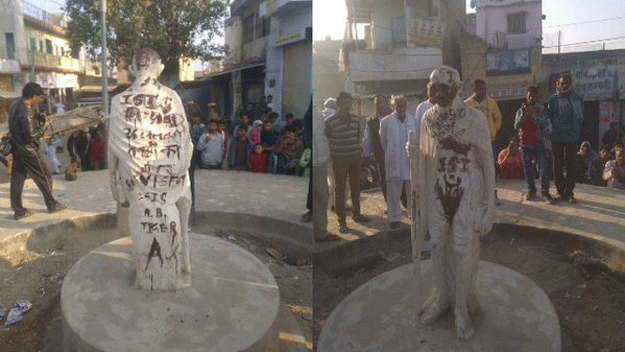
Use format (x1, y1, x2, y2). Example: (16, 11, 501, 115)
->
(24, 26, 70, 57)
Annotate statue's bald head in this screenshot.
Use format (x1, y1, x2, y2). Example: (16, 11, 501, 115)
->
(129, 48, 164, 78)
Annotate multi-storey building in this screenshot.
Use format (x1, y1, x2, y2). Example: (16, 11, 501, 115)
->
(262, 0, 312, 119)
(460, 0, 547, 149)
(0, 0, 83, 120)
(341, 0, 448, 114)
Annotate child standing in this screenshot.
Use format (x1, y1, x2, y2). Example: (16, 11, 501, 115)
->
(250, 120, 263, 145)
(248, 144, 269, 173)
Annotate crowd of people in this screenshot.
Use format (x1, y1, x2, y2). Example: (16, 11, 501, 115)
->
(315, 72, 625, 238)
(184, 99, 311, 176)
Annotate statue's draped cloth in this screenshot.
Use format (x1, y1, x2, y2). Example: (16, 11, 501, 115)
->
(109, 89, 192, 289)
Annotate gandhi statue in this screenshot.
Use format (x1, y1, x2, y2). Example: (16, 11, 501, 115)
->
(108, 48, 193, 290)
(410, 66, 495, 340)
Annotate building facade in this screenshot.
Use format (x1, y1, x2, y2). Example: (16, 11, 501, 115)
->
(460, 0, 546, 149)
(342, 0, 445, 115)
(262, 0, 312, 120)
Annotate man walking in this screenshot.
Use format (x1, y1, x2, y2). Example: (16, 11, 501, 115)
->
(543, 73, 585, 203)
(324, 92, 371, 233)
(379, 95, 419, 229)
(514, 86, 554, 203)
(9, 82, 66, 220)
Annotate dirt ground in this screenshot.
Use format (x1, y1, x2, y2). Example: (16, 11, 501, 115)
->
(0, 224, 312, 352)
(314, 225, 625, 352)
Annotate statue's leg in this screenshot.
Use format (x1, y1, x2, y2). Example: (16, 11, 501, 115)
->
(451, 221, 479, 341)
(420, 219, 451, 325)
(176, 195, 192, 281)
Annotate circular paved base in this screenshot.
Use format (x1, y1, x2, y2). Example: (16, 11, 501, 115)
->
(61, 234, 280, 352)
(318, 261, 561, 352)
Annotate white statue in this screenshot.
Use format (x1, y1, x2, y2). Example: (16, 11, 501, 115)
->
(409, 66, 495, 340)
(108, 48, 193, 290)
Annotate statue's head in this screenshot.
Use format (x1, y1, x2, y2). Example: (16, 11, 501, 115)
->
(129, 48, 164, 78)
(427, 66, 462, 108)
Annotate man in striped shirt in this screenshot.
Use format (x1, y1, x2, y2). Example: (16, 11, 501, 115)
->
(324, 92, 371, 233)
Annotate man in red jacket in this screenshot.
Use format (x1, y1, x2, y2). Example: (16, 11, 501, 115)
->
(514, 86, 553, 204)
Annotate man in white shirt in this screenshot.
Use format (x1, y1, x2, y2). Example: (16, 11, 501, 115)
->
(379, 95, 419, 229)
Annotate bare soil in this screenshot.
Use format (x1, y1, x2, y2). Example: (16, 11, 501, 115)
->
(0, 225, 312, 352)
(313, 224, 625, 352)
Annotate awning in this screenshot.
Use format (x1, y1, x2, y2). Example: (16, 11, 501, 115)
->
(0, 90, 21, 99)
(197, 62, 264, 80)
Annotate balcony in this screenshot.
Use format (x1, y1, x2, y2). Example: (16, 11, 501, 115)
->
(0, 59, 20, 74)
(26, 51, 81, 73)
(348, 47, 442, 82)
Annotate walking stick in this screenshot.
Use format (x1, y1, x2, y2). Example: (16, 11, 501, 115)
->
(408, 131, 425, 329)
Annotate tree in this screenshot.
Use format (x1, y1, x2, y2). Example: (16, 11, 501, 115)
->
(66, 0, 227, 84)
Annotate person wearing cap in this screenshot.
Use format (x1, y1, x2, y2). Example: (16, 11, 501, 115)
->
(8, 82, 67, 219)
(324, 91, 371, 233)
(250, 119, 263, 145)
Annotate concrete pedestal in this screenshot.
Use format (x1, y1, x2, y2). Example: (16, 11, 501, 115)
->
(61, 234, 280, 352)
(318, 261, 561, 352)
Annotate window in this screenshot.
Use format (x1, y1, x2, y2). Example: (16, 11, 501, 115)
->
(45, 39, 53, 54)
(243, 13, 254, 43)
(507, 13, 526, 34)
(5, 33, 15, 59)
(391, 16, 406, 47)
(29, 37, 36, 50)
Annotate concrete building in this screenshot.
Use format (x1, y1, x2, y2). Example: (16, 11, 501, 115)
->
(262, 0, 312, 120)
(342, 0, 445, 115)
(313, 38, 347, 109)
(204, 0, 269, 119)
(460, 0, 546, 149)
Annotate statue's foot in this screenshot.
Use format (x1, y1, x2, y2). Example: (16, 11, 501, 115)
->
(419, 297, 449, 325)
(454, 312, 475, 341)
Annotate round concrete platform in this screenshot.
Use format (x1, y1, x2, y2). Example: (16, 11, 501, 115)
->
(61, 233, 280, 352)
(318, 261, 561, 352)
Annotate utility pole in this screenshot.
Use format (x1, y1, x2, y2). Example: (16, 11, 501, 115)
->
(100, 0, 109, 114)
(557, 30, 561, 55)
(439, 0, 464, 76)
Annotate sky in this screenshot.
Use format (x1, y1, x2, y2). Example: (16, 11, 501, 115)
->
(33, 0, 625, 54)
(313, 0, 625, 54)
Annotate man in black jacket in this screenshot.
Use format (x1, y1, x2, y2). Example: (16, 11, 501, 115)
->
(9, 82, 66, 220)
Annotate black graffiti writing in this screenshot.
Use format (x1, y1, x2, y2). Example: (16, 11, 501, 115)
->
(139, 173, 187, 188)
(125, 106, 141, 123)
(437, 156, 471, 173)
(137, 191, 167, 203)
(435, 173, 465, 223)
(162, 144, 182, 159)
(140, 221, 177, 235)
(150, 112, 180, 127)
(143, 207, 165, 218)
(145, 238, 163, 269)
(140, 163, 174, 175)
(128, 143, 158, 159)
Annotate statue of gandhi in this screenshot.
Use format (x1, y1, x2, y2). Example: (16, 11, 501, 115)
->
(409, 66, 495, 340)
(108, 48, 193, 290)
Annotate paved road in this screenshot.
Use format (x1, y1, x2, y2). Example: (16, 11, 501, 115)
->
(323, 179, 625, 252)
(0, 169, 310, 246)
